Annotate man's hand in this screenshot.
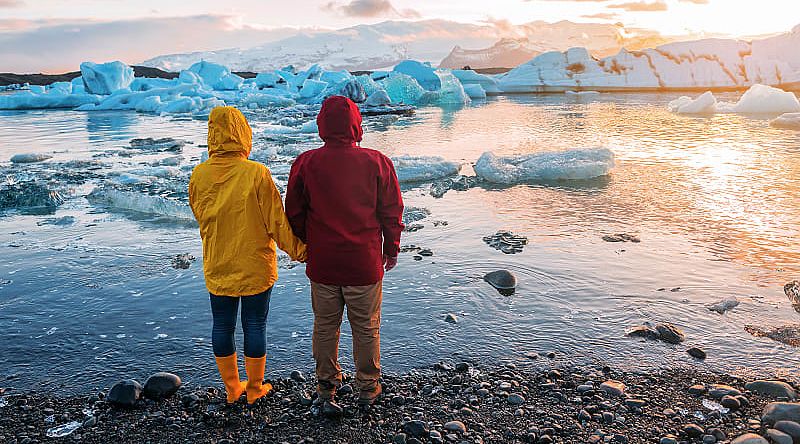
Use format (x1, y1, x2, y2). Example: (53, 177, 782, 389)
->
(383, 255, 398, 272)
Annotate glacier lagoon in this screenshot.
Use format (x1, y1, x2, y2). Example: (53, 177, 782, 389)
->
(1, 92, 799, 394)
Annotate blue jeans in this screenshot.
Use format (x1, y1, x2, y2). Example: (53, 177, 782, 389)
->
(209, 287, 272, 358)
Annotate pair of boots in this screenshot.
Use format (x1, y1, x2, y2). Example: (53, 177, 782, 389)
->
(215, 353, 272, 404)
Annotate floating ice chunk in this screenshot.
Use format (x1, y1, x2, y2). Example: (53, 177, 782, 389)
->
(320, 70, 352, 85)
(109, 173, 154, 185)
(262, 124, 300, 135)
(707, 297, 740, 314)
(76, 84, 198, 112)
(47, 81, 73, 95)
(130, 77, 177, 92)
(668, 91, 717, 114)
(134, 96, 163, 113)
(339, 79, 367, 103)
(381, 73, 429, 105)
(565, 90, 600, 97)
(255, 72, 281, 88)
(393, 60, 441, 91)
(130, 137, 186, 152)
(730, 84, 800, 114)
(475, 148, 615, 184)
(128, 166, 181, 179)
(186, 61, 242, 91)
(365, 89, 391, 107)
(771, 113, 800, 130)
(463, 84, 487, 99)
(10, 153, 53, 164)
(46, 421, 82, 438)
(0, 182, 64, 210)
(80, 61, 134, 95)
(0, 90, 99, 110)
(356, 75, 381, 97)
(391, 155, 461, 183)
(240, 90, 296, 109)
(299, 79, 328, 99)
(433, 71, 471, 106)
(452, 70, 501, 94)
(88, 188, 194, 221)
(300, 120, 319, 134)
(215, 73, 244, 91)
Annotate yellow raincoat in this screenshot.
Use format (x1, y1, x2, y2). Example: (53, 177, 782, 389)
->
(189, 107, 306, 296)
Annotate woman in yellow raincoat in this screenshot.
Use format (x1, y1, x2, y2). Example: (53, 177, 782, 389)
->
(189, 106, 306, 404)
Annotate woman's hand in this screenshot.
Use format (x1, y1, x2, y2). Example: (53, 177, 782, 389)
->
(383, 255, 397, 272)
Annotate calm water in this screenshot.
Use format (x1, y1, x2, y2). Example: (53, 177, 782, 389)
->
(1, 93, 799, 394)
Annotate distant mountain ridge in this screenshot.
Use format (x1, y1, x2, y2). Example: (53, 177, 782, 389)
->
(141, 19, 673, 73)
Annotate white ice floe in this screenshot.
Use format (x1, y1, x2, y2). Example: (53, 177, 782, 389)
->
(770, 113, 800, 130)
(364, 89, 392, 107)
(185, 60, 243, 91)
(300, 120, 319, 134)
(452, 70, 501, 94)
(261, 124, 301, 135)
(0, 90, 99, 110)
(80, 61, 134, 95)
(668, 91, 718, 114)
(299, 79, 328, 99)
(728, 84, 800, 114)
(565, 90, 600, 97)
(10, 153, 53, 164)
(88, 188, 195, 220)
(391, 155, 462, 183)
(474, 148, 615, 184)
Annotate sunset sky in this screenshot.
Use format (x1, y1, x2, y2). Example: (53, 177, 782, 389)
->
(1, 0, 797, 72)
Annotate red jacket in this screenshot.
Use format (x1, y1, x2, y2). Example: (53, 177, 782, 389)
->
(285, 96, 404, 286)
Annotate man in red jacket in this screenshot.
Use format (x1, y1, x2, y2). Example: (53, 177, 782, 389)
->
(285, 96, 404, 410)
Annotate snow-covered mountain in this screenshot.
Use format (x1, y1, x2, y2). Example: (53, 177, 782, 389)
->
(142, 20, 501, 72)
(440, 21, 675, 69)
(142, 19, 674, 73)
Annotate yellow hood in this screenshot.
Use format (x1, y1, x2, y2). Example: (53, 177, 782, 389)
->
(208, 106, 252, 158)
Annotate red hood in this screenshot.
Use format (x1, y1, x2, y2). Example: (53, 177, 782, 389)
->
(317, 95, 363, 145)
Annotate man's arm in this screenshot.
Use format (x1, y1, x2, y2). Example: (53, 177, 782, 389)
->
(377, 155, 404, 269)
(258, 168, 307, 262)
(285, 157, 308, 243)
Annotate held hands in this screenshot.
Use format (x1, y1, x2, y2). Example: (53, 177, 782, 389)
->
(383, 254, 398, 272)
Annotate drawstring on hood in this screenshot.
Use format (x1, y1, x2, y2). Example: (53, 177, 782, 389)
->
(208, 106, 253, 158)
(317, 96, 363, 146)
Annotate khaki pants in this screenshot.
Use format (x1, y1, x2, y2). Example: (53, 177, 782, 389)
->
(311, 281, 382, 399)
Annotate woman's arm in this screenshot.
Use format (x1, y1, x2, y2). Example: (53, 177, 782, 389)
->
(258, 167, 307, 262)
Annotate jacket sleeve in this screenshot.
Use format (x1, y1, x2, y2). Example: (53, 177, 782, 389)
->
(285, 157, 308, 243)
(258, 167, 307, 262)
(377, 155, 405, 257)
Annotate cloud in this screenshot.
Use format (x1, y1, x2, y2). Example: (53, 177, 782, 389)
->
(322, 0, 420, 18)
(679, 0, 709, 3)
(0, 15, 312, 73)
(608, 1, 668, 11)
(0, 0, 23, 7)
(581, 12, 620, 20)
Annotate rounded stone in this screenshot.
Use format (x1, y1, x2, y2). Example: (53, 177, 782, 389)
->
(508, 393, 526, 405)
(143, 372, 181, 400)
(766, 429, 793, 444)
(745, 381, 798, 401)
(290, 370, 306, 382)
(404, 420, 428, 437)
(599, 380, 626, 397)
(721, 395, 741, 410)
(483, 270, 517, 295)
(683, 424, 705, 438)
(107, 379, 143, 407)
(774, 421, 800, 442)
(444, 421, 467, 434)
(655, 323, 686, 344)
(687, 347, 707, 359)
(763, 403, 800, 426)
(731, 433, 769, 444)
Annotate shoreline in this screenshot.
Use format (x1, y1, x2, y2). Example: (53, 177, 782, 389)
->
(2, 359, 798, 443)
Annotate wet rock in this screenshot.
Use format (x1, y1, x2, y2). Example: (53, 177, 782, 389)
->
(290, 370, 306, 383)
(763, 403, 800, 426)
(508, 393, 526, 405)
(444, 421, 467, 434)
(483, 230, 528, 254)
(721, 395, 741, 410)
(767, 429, 793, 444)
(602, 233, 640, 243)
(129, 138, 186, 152)
(745, 325, 800, 347)
(707, 297, 740, 314)
(418, 249, 434, 257)
(709, 384, 741, 399)
(688, 384, 707, 395)
(10, 153, 53, 164)
(444, 313, 458, 324)
(322, 400, 343, 418)
(785, 281, 800, 314)
(171, 253, 196, 270)
(430, 175, 480, 198)
(599, 380, 626, 397)
(143, 372, 181, 400)
(402, 207, 431, 225)
(404, 420, 428, 437)
(0, 182, 64, 210)
(626, 325, 660, 340)
(107, 379, 143, 407)
(660, 436, 679, 444)
(745, 381, 798, 400)
(688, 347, 707, 359)
(774, 421, 800, 443)
(731, 434, 769, 444)
(484, 270, 517, 296)
(655, 323, 686, 344)
(684, 424, 705, 438)
(702, 435, 718, 444)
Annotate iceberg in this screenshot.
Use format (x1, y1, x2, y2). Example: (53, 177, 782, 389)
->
(668, 91, 718, 114)
(255, 72, 281, 88)
(474, 148, 615, 184)
(186, 61, 243, 91)
(339, 79, 367, 103)
(0, 90, 100, 110)
(130, 77, 177, 92)
(391, 155, 461, 183)
(88, 188, 194, 221)
(393, 60, 441, 91)
(356, 75, 382, 97)
(298, 79, 328, 99)
(300, 120, 319, 134)
(729, 84, 800, 114)
(364, 90, 392, 107)
(434, 71, 471, 106)
(463, 84, 487, 100)
(10, 153, 52, 164)
(452, 70, 501, 94)
(771, 113, 800, 130)
(80, 61, 134, 95)
(380, 73, 429, 105)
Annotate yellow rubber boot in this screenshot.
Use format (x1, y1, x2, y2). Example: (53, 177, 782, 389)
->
(215, 353, 247, 403)
(245, 355, 273, 404)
